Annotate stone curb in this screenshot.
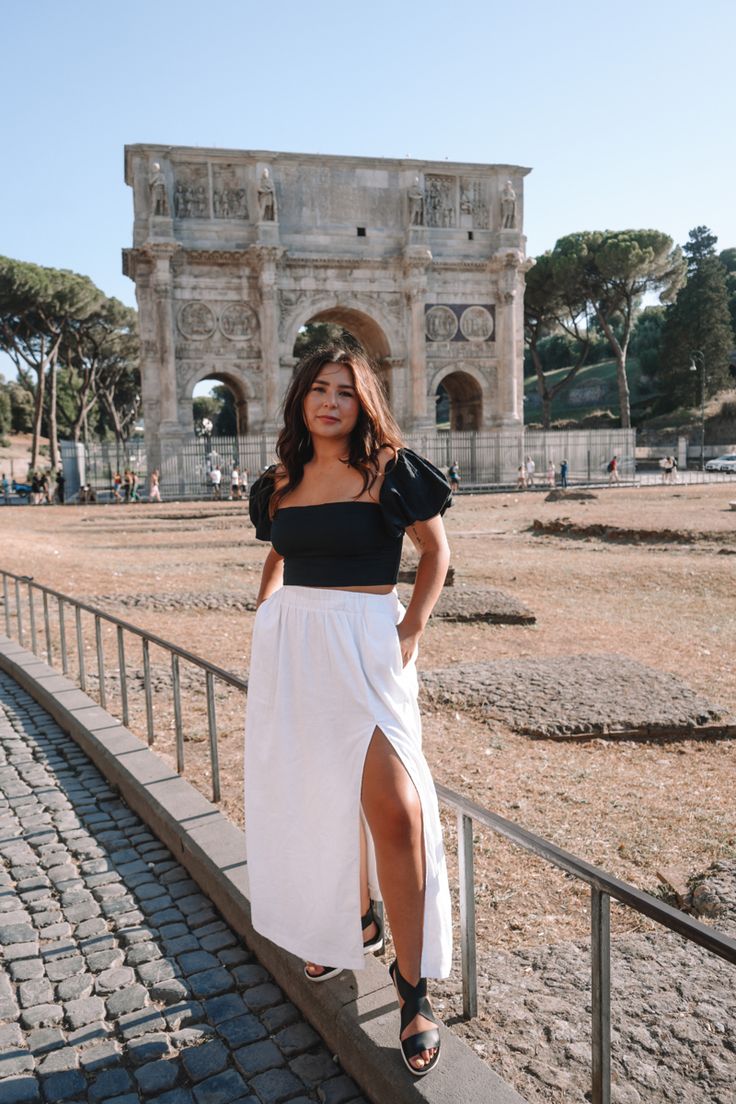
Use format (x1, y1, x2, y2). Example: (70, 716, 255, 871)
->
(0, 634, 527, 1104)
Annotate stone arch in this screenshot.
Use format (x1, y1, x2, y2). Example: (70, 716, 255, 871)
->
(187, 368, 253, 436)
(430, 366, 486, 431)
(283, 297, 399, 364)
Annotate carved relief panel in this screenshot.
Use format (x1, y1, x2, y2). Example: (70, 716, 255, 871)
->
(425, 304, 495, 356)
(173, 165, 209, 219)
(212, 164, 249, 220)
(425, 175, 456, 228)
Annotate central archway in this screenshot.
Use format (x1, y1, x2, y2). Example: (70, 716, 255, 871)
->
(290, 304, 393, 401)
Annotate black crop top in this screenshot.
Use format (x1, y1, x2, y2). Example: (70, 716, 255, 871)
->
(248, 448, 451, 587)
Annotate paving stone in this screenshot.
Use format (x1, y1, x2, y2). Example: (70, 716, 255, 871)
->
(232, 963, 269, 989)
(78, 931, 116, 954)
(117, 1009, 168, 1041)
(125, 1032, 171, 1065)
(78, 1041, 121, 1071)
(199, 930, 236, 954)
(134, 1057, 182, 1096)
(164, 934, 199, 956)
(41, 940, 77, 962)
(0, 922, 37, 943)
(248, 1068, 306, 1104)
(4, 941, 40, 962)
(95, 966, 135, 994)
(137, 958, 177, 986)
(0, 1048, 37, 1076)
(290, 1052, 340, 1088)
(241, 982, 283, 1013)
(203, 992, 249, 1025)
(37, 1047, 79, 1073)
(118, 925, 158, 946)
(64, 995, 106, 1029)
(126, 941, 162, 966)
(215, 1013, 267, 1049)
(39, 1069, 87, 1101)
(170, 1026, 217, 1050)
(0, 1075, 41, 1103)
(148, 1089, 194, 1104)
(20, 1004, 64, 1029)
(176, 950, 218, 976)
(163, 1000, 205, 1031)
(56, 973, 94, 1001)
(192, 1069, 249, 1104)
(274, 1022, 322, 1056)
(317, 1075, 364, 1104)
(65, 1022, 108, 1047)
(9, 957, 45, 982)
(216, 946, 249, 968)
(147, 907, 185, 928)
(187, 968, 234, 1000)
(233, 1039, 286, 1076)
(149, 978, 189, 1005)
(75, 917, 109, 939)
(86, 947, 124, 972)
(0, 1022, 25, 1050)
(180, 1040, 229, 1082)
(45, 955, 84, 982)
(87, 1066, 134, 1102)
(19, 978, 55, 1008)
(27, 1028, 65, 1055)
(105, 983, 151, 1017)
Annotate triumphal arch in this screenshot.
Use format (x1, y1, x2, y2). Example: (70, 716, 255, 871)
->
(123, 145, 531, 470)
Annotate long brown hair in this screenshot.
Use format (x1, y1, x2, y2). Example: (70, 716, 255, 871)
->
(269, 344, 403, 516)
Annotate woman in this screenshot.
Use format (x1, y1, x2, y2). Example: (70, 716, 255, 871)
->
(246, 345, 452, 1077)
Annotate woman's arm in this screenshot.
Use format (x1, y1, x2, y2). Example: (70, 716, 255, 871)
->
(255, 547, 284, 608)
(397, 514, 450, 667)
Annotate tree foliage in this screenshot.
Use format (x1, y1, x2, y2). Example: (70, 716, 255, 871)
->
(551, 230, 685, 427)
(659, 227, 735, 409)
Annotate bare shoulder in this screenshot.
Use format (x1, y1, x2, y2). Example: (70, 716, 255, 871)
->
(376, 445, 398, 476)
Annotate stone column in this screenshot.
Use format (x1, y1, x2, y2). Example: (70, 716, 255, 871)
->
(403, 251, 433, 431)
(250, 246, 284, 429)
(492, 250, 524, 428)
(146, 243, 186, 490)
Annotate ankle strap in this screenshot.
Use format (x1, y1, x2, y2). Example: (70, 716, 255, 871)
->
(361, 904, 375, 931)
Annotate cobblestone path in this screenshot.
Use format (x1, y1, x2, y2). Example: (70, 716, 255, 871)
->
(0, 672, 367, 1104)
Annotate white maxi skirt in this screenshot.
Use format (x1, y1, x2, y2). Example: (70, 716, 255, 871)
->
(244, 585, 452, 978)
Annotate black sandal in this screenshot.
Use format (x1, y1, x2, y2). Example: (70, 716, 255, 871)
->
(389, 959, 441, 1077)
(304, 904, 384, 982)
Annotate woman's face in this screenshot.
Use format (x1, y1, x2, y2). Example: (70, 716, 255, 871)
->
(302, 362, 360, 440)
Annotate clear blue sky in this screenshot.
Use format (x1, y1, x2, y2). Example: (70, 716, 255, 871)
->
(2, 0, 735, 315)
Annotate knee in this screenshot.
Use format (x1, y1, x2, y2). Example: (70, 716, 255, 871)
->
(373, 789, 423, 849)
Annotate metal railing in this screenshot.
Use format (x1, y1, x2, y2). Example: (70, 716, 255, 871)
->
(1, 567, 735, 1104)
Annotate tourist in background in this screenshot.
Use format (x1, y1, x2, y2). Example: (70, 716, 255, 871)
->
(516, 464, 527, 490)
(560, 458, 568, 488)
(149, 469, 162, 502)
(55, 469, 65, 505)
(525, 455, 535, 487)
(240, 467, 249, 500)
(210, 465, 222, 499)
(1, 473, 9, 504)
(607, 455, 620, 484)
(546, 461, 555, 488)
(230, 464, 240, 500)
(448, 459, 460, 493)
(247, 345, 451, 1077)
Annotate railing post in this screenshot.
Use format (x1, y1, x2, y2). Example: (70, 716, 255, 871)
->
(58, 598, 69, 675)
(95, 615, 106, 709)
(205, 671, 221, 803)
(591, 886, 611, 1104)
(142, 638, 154, 745)
(75, 605, 86, 690)
(43, 591, 52, 665)
(172, 654, 184, 773)
(28, 582, 37, 655)
(457, 812, 478, 1020)
(14, 578, 23, 645)
(117, 626, 129, 727)
(3, 574, 10, 636)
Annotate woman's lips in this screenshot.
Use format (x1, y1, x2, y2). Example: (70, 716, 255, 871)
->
(316, 416, 339, 423)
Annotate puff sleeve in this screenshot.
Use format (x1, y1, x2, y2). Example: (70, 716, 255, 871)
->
(379, 448, 452, 537)
(248, 469, 276, 542)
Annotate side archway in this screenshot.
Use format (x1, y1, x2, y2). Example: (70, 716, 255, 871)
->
(186, 369, 253, 436)
(431, 368, 485, 430)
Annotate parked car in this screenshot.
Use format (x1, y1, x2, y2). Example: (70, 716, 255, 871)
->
(11, 480, 32, 499)
(704, 454, 736, 472)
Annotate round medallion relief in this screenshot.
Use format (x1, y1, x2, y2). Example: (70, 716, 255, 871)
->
(425, 305, 458, 342)
(220, 303, 259, 340)
(460, 306, 494, 342)
(178, 302, 216, 339)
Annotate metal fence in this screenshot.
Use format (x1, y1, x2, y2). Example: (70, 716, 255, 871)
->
(1, 567, 734, 1104)
(71, 428, 637, 499)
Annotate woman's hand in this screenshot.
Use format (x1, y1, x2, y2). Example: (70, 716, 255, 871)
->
(397, 620, 422, 668)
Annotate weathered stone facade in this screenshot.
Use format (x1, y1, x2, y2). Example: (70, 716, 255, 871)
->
(123, 146, 531, 472)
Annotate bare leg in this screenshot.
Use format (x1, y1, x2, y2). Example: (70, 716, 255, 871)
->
(361, 727, 437, 1071)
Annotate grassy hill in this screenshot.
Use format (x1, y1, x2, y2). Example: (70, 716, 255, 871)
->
(523, 356, 657, 426)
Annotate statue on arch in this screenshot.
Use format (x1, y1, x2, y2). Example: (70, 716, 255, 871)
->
(408, 177, 424, 226)
(149, 162, 169, 217)
(258, 168, 276, 222)
(500, 179, 517, 229)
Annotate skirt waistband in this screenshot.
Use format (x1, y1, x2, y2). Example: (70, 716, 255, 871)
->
(273, 585, 399, 614)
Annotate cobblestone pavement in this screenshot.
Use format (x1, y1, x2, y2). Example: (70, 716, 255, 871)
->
(420, 655, 727, 737)
(0, 672, 367, 1104)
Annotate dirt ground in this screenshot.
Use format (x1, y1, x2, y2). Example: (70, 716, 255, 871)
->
(1, 483, 734, 959)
